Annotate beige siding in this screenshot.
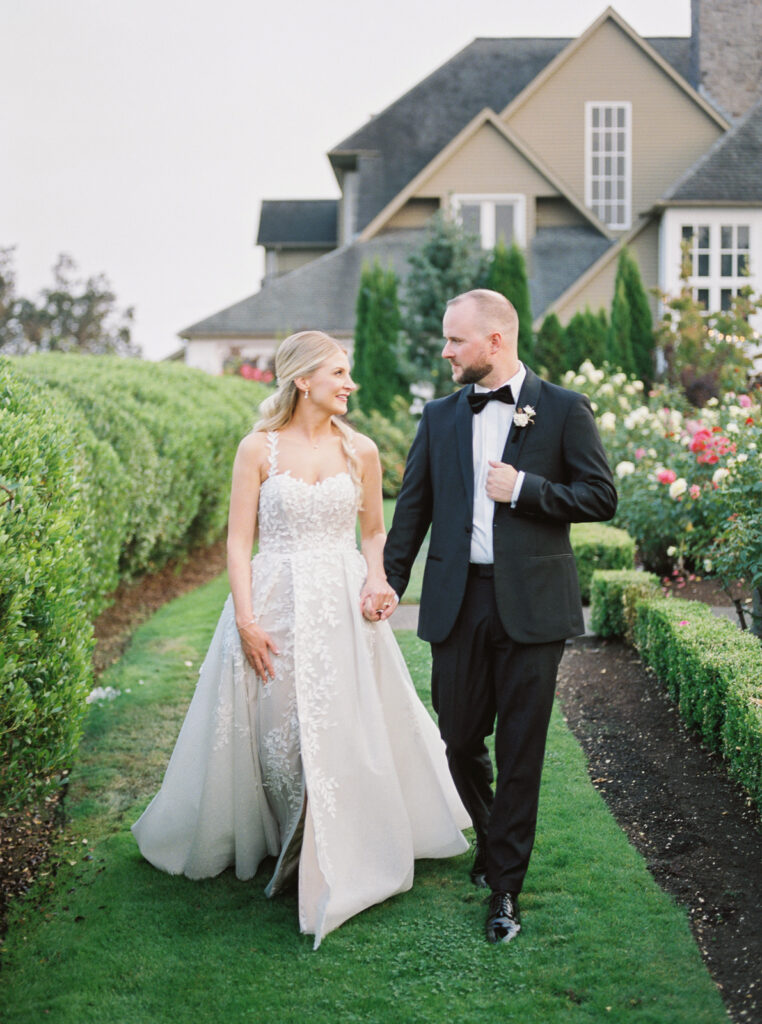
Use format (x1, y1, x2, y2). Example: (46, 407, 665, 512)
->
(507, 18, 725, 230)
(551, 218, 660, 325)
(385, 198, 440, 229)
(271, 248, 334, 275)
(536, 196, 589, 229)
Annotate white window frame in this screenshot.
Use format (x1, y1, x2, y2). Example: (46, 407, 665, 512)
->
(585, 101, 632, 230)
(451, 194, 526, 249)
(681, 220, 752, 312)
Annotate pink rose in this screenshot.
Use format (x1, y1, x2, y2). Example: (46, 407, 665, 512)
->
(635, 447, 646, 460)
(739, 395, 752, 408)
(656, 468, 677, 484)
(689, 484, 701, 499)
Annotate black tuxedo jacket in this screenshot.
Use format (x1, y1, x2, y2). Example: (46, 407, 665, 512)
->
(384, 367, 618, 645)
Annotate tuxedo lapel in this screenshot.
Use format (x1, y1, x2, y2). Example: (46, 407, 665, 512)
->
(501, 367, 543, 464)
(455, 386, 474, 507)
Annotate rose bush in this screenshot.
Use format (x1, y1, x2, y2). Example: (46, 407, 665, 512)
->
(565, 362, 761, 611)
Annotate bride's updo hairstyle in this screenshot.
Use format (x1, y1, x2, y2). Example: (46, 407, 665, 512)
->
(255, 330, 363, 495)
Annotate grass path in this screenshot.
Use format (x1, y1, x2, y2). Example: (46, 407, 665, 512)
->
(0, 575, 728, 1023)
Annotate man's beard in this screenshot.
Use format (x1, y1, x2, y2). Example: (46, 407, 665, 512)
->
(456, 361, 493, 385)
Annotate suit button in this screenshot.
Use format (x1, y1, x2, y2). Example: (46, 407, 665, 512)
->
(465, 525, 472, 534)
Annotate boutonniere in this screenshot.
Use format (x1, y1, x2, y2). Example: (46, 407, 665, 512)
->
(513, 405, 536, 429)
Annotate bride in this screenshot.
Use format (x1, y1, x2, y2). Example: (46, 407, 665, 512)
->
(132, 330, 469, 948)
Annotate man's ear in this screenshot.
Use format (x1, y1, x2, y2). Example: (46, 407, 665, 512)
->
(488, 331, 503, 353)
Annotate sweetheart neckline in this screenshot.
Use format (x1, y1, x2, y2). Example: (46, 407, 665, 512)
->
(262, 470, 351, 490)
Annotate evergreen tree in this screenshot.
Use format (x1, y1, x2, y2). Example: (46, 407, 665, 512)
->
(619, 248, 654, 385)
(352, 261, 405, 416)
(486, 241, 534, 364)
(402, 212, 487, 397)
(586, 307, 608, 368)
(534, 312, 565, 382)
(563, 310, 587, 373)
(607, 275, 636, 374)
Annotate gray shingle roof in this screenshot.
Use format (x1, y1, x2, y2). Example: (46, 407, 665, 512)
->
(328, 35, 692, 233)
(530, 226, 614, 315)
(181, 225, 610, 339)
(257, 199, 338, 246)
(180, 230, 426, 338)
(663, 97, 762, 203)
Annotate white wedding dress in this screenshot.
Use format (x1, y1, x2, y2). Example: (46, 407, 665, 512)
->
(132, 432, 469, 948)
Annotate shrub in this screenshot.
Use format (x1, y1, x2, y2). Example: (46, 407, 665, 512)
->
(0, 359, 93, 810)
(348, 396, 418, 497)
(2, 355, 268, 811)
(590, 569, 660, 639)
(630, 595, 762, 810)
(569, 523, 635, 603)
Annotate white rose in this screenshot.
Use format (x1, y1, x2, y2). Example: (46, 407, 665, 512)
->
(725, 421, 739, 433)
(712, 467, 730, 485)
(669, 478, 688, 499)
(727, 405, 742, 419)
(599, 411, 617, 431)
(703, 558, 713, 573)
(737, 453, 748, 463)
(707, 397, 719, 407)
(633, 380, 644, 391)
(616, 461, 635, 478)
(513, 411, 529, 427)
(667, 545, 677, 557)
(574, 374, 587, 386)
(591, 401, 598, 412)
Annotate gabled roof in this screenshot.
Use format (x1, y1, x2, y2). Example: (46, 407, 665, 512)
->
(180, 230, 424, 339)
(661, 97, 762, 204)
(530, 226, 614, 316)
(257, 199, 338, 247)
(500, 8, 725, 129)
(359, 107, 611, 242)
(326, 28, 694, 234)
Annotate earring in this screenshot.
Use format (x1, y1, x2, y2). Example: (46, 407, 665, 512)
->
(304, 387, 310, 399)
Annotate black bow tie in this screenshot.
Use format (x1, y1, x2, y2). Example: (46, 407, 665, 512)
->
(467, 384, 515, 414)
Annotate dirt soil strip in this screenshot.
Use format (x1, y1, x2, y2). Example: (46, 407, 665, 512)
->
(556, 635, 762, 1024)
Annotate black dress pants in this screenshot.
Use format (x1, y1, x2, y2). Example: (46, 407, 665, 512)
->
(431, 568, 565, 895)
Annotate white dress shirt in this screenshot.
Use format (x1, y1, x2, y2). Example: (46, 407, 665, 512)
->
(470, 363, 526, 564)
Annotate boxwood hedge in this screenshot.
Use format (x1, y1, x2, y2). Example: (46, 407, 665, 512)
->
(1, 355, 267, 811)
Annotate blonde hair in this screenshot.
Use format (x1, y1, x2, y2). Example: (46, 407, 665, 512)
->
(254, 330, 362, 494)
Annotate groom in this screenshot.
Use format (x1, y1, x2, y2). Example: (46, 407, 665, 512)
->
(384, 289, 617, 943)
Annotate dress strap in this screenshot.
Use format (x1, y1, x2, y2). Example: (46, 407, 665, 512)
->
(266, 431, 279, 477)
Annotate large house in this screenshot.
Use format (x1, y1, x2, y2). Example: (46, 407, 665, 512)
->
(180, 1, 762, 375)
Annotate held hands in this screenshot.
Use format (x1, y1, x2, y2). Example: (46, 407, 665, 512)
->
(360, 576, 399, 622)
(486, 460, 518, 503)
(237, 619, 280, 683)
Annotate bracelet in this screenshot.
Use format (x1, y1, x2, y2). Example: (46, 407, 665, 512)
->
(236, 617, 256, 631)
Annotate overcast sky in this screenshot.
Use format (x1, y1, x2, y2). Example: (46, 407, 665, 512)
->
(2, 0, 691, 360)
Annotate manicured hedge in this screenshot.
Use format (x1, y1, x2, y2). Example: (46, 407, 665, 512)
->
(569, 522, 636, 603)
(1, 361, 93, 809)
(590, 569, 660, 639)
(1, 355, 268, 811)
(590, 569, 762, 812)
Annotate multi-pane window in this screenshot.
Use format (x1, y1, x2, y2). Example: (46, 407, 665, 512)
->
(681, 223, 751, 311)
(585, 102, 631, 229)
(452, 195, 526, 249)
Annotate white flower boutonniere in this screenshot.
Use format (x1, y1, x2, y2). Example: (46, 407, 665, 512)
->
(513, 404, 536, 429)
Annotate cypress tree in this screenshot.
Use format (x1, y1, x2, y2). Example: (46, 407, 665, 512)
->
(534, 312, 565, 382)
(487, 241, 534, 364)
(353, 261, 405, 416)
(608, 275, 636, 374)
(563, 310, 587, 373)
(620, 249, 654, 385)
(585, 307, 608, 368)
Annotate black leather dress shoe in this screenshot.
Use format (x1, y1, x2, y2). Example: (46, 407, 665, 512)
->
(469, 843, 488, 889)
(485, 891, 521, 944)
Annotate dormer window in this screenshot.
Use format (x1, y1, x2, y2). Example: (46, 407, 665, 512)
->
(585, 102, 631, 230)
(451, 194, 526, 249)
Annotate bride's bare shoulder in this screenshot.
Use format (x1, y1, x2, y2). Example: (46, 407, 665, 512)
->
(235, 429, 270, 465)
(348, 429, 380, 464)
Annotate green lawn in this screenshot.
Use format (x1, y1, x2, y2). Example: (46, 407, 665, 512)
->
(0, 575, 728, 1024)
